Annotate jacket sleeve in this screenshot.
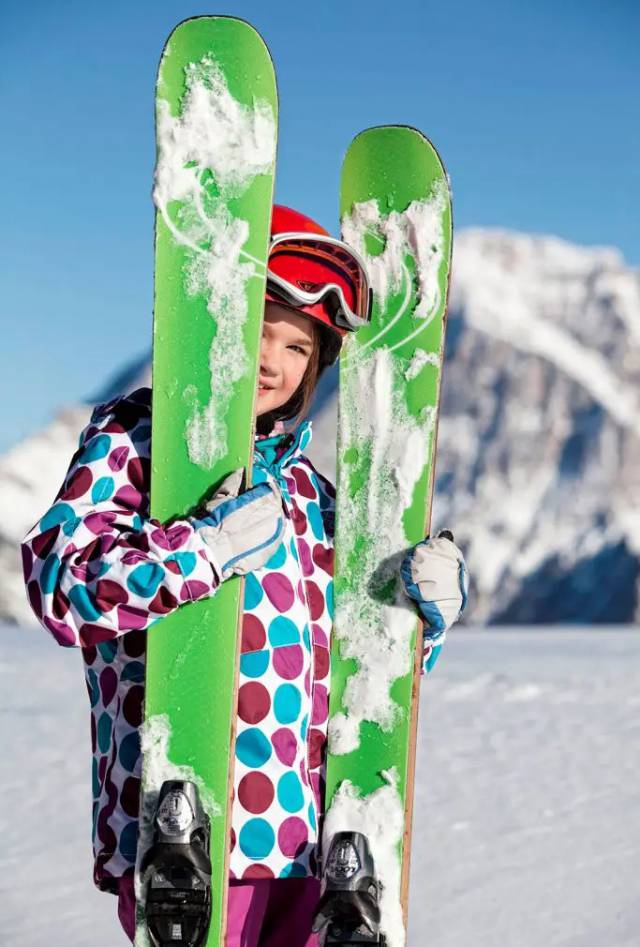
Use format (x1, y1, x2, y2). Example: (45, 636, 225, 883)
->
(21, 390, 221, 648)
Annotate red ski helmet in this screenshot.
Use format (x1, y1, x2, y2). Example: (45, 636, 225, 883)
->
(266, 205, 372, 345)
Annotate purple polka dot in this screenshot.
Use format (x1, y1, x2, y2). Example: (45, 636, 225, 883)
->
(312, 543, 333, 576)
(291, 505, 307, 537)
(123, 685, 144, 727)
(272, 645, 304, 681)
(114, 485, 143, 508)
(21, 544, 33, 581)
(299, 760, 309, 786)
(44, 615, 75, 646)
(272, 727, 297, 766)
(313, 644, 330, 681)
(120, 776, 140, 817)
(95, 579, 128, 612)
(305, 581, 324, 620)
(85, 512, 117, 535)
(60, 466, 92, 501)
(297, 539, 313, 577)
(242, 614, 266, 653)
(285, 476, 296, 496)
(311, 623, 329, 649)
(127, 456, 149, 490)
(292, 467, 315, 499)
(99, 667, 118, 707)
(151, 523, 190, 551)
(263, 572, 295, 612)
(180, 580, 209, 601)
(108, 446, 129, 472)
(312, 684, 329, 725)
(32, 527, 60, 559)
(304, 670, 311, 696)
(117, 604, 147, 630)
(278, 817, 309, 858)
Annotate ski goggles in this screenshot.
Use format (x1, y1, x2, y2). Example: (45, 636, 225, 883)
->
(266, 232, 373, 331)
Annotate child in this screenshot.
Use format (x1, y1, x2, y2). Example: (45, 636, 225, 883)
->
(22, 205, 467, 946)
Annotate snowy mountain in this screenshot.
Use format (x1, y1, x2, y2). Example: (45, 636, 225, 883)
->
(3, 228, 639, 626)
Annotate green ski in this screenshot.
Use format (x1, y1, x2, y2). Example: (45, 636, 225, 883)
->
(320, 127, 452, 947)
(136, 17, 277, 947)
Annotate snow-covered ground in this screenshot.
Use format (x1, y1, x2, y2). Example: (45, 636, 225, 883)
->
(2, 625, 639, 946)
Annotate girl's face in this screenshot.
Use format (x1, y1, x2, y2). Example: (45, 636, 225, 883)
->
(256, 301, 315, 418)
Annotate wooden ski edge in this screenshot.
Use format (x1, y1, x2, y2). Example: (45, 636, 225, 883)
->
(399, 155, 454, 925)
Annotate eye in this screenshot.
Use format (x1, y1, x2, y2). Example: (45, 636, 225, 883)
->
(288, 344, 309, 356)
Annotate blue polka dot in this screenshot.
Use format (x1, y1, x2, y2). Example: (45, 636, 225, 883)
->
(289, 537, 299, 561)
(97, 712, 112, 753)
(127, 562, 164, 598)
(92, 758, 100, 798)
(239, 818, 275, 860)
(302, 625, 311, 651)
(82, 434, 111, 463)
(235, 728, 272, 768)
(119, 731, 141, 772)
(307, 502, 324, 541)
(279, 862, 307, 878)
(132, 514, 143, 531)
(265, 543, 287, 570)
(121, 661, 145, 684)
(308, 802, 317, 831)
(326, 580, 334, 620)
(62, 515, 81, 537)
(41, 503, 76, 531)
(300, 713, 309, 741)
(119, 822, 138, 859)
(240, 650, 270, 678)
(244, 573, 264, 610)
(41, 554, 61, 594)
(268, 616, 300, 648)
(68, 584, 101, 621)
(166, 551, 197, 577)
(277, 772, 304, 813)
(87, 668, 100, 707)
(97, 640, 117, 664)
(92, 476, 115, 504)
(274, 684, 302, 725)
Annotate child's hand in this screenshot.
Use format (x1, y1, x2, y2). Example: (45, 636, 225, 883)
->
(400, 530, 468, 643)
(192, 470, 284, 580)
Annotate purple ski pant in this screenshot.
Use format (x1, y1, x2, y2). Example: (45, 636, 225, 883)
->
(118, 875, 321, 946)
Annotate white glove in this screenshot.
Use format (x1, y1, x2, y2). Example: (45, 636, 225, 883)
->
(400, 530, 468, 643)
(192, 469, 284, 581)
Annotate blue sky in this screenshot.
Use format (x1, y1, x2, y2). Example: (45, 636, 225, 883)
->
(1, 0, 638, 451)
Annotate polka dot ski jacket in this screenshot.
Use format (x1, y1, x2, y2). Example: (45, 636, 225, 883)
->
(21, 386, 338, 890)
(21, 386, 436, 891)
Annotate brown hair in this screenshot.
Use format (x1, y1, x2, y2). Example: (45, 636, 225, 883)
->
(256, 321, 341, 435)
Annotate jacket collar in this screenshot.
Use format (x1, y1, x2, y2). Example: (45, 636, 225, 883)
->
(254, 421, 313, 474)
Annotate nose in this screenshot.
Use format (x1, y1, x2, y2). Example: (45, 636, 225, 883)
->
(260, 335, 279, 376)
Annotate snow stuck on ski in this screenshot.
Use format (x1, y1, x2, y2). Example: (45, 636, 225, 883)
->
(153, 55, 276, 469)
(329, 191, 446, 756)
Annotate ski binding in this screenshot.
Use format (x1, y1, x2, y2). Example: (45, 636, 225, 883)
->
(141, 780, 212, 947)
(313, 832, 385, 946)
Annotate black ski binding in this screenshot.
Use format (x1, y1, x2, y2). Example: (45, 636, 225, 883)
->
(141, 780, 212, 947)
(313, 832, 385, 946)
